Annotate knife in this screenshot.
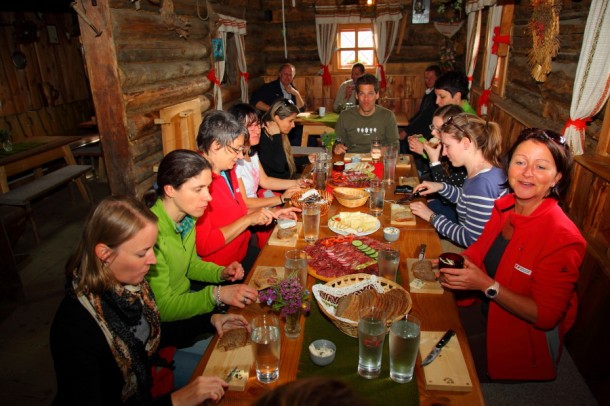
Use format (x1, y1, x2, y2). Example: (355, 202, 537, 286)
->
(421, 329, 455, 366)
(224, 366, 238, 384)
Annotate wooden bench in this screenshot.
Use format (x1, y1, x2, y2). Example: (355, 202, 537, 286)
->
(0, 165, 93, 242)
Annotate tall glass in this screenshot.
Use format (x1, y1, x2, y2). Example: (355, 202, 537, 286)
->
(368, 179, 385, 216)
(358, 306, 387, 379)
(370, 137, 382, 162)
(389, 314, 421, 383)
(251, 314, 281, 383)
(383, 144, 398, 184)
(378, 248, 400, 281)
(302, 203, 320, 243)
(285, 249, 308, 288)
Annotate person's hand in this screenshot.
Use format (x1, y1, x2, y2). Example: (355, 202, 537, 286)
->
(439, 257, 493, 292)
(263, 121, 280, 135)
(221, 262, 245, 282)
(334, 143, 348, 155)
(408, 135, 425, 155)
(307, 153, 316, 164)
(423, 140, 442, 163)
(399, 129, 408, 140)
(247, 208, 275, 226)
(409, 201, 434, 222)
(296, 178, 311, 188)
(219, 283, 258, 308)
(413, 181, 442, 195)
(170, 376, 227, 406)
(211, 313, 251, 338)
(345, 83, 355, 98)
(281, 187, 301, 201)
(286, 84, 300, 97)
(273, 206, 300, 220)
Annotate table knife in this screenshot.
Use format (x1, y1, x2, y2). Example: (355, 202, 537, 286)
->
(421, 329, 455, 366)
(224, 366, 238, 384)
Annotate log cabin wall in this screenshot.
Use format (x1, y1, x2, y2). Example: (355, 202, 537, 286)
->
(0, 11, 93, 141)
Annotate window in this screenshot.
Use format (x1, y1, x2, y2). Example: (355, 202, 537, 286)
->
(336, 25, 376, 70)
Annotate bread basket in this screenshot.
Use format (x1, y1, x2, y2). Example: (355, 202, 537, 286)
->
(290, 189, 333, 217)
(333, 187, 369, 208)
(312, 274, 412, 337)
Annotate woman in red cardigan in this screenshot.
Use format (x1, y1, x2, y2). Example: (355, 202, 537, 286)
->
(438, 128, 586, 381)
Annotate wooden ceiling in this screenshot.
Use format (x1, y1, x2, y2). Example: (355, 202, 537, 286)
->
(1, 1, 73, 13)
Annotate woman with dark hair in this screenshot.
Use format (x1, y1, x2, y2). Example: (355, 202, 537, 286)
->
(439, 129, 586, 381)
(410, 113, 507, 248)
(252, 377, 370, 406)
(50, 196, 243, 405)
(143, 150, 254, 345)
(195, 111, 299, 271)
(257, 99, 300, 179)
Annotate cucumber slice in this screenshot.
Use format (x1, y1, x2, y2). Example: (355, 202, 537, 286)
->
(358, 244, 369, 251)
(364, 247, 375, 255)
(370, 252, 378, 259)
(352, 240, 363, 247)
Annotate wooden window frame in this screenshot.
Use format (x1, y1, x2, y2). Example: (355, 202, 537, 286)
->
(334, 23, 377, 73)
(480, 5, 514, 97)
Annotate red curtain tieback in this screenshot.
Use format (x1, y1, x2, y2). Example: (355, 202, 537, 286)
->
(491, 26, 511, 55)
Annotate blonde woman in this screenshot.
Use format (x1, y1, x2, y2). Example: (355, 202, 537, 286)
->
(258, 99, 299, 179)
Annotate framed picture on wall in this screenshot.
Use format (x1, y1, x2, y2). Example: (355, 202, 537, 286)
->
(212, 38, 224, 62)
(47, 25, 59, 44)
(412, 0, 430, 24)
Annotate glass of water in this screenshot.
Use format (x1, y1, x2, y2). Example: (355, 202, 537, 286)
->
(285, 249, 308, 288)
(302, 203, 320, 244)
(389, 314, 421, 383)
(251, 314, 281, 383)
(370, 137, 382, 162)
(358, 306, 387, 379)
(368, 179, 385, 216)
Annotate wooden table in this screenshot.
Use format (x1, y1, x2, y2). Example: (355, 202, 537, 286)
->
(192, 162, 484, 406)
(0, 135, 86, 196)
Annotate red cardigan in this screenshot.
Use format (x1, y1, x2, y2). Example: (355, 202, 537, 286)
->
(195, 169, 249, 266)
(462, 194, 585, 381)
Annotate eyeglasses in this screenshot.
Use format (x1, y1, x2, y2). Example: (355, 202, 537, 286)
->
(226, 145, 246, 155)
(429, 124, 442, 132)
(540, 130, 566, 146)
(441, 116, 471, 139)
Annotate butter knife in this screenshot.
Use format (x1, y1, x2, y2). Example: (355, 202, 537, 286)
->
(224, 366, 238, 384)
(421, 329, 455, 366)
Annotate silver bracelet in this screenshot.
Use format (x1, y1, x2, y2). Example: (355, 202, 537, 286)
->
(215, 286, 222, 306)
(429, 212, 438, 224)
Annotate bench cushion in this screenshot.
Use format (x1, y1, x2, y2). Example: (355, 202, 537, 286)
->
(0, 165, 92, 206)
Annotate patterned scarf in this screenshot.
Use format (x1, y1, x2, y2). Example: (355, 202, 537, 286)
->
(72, 278, 161, 403)
(175, 215, 195, 240)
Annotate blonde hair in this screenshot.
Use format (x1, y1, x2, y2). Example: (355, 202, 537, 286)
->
(66, 196, 158, 295)
(262, 99, 299, 177)
(441, 113, 503, 167)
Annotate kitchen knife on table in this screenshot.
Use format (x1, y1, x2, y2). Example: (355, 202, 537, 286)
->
(421, 329, 455, 366)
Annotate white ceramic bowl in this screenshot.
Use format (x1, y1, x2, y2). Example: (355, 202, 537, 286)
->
(383, 226, 400, 242)
(309, 339, 336, 366)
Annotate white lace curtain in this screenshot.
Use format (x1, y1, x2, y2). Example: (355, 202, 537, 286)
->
(563, 0, 610, 155)
(477, 5, 503, 115)
(372, 9, 402, 88)
(465, 10, 482, 90)
(210, 15, 248, 110)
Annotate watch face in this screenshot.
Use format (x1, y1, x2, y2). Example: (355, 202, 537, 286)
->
(486, 288, 498, 298)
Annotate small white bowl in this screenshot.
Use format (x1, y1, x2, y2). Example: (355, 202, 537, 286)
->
(309, 339, 336, 366)
(383, 227, 400, 242)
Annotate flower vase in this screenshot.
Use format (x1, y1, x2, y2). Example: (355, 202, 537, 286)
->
(284, 312, 301, 339)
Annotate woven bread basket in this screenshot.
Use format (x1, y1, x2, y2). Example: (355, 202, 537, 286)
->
(312, 274, 412, 337)
(333, 187, 369, 208)
(290, 189, 333, 217)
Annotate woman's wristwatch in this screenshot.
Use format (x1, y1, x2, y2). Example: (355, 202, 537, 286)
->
(429, 212, 438, 223)
(485, 281, 500, 299)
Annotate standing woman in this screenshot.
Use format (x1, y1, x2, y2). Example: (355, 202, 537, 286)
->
(410, 113, 507, 248)
(258, 99, 300, 180)
(144, 150, 255, 348)
(195, 111, 299, 272)
(50, 196, 241, 405)
(439, 129, 586, 381)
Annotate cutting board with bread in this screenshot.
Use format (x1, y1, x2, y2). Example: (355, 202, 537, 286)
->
(267, 222, 302, 247)
(406, 258, 443, 294)
(249, 266, 285, 291)
(420, 331, 472, 392)
(391, 203, 417, 226)
(201, 328, 252, 391)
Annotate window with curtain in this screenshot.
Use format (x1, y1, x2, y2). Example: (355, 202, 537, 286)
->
(482, 6, 513, 97)
(336, 24, 377, 70)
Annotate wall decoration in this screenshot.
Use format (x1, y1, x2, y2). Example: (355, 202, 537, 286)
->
(212, 38, 225, 62)
(412, 0, 430, 24)
(527, 0, 561, 82)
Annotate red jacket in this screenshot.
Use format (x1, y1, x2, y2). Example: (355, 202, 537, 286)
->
(463, 194, 585, 381)
(195, 169, 249, 266)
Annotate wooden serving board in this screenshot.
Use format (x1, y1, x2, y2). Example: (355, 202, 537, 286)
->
(406, 258, 444, 294)
(344, 152, 372, 162)
(267, 222, 302, 247)
(420, 331, 472, 392)
(391, 203, 417, 226)
(201, 338, 252, 391)
(398, 176, 419, 187)
(396, 154, 412, 169)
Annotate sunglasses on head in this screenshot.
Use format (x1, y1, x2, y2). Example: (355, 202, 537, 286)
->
(441, 116, 471, 139)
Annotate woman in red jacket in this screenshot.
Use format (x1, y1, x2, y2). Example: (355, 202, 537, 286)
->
(439, 128, 585, 381)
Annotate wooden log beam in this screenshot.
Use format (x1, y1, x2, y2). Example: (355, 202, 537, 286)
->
(124, 78, 212, 114)
(110, 8, 208, 42)
(119, 60, 210, 90)
(116, 39, 209, 63)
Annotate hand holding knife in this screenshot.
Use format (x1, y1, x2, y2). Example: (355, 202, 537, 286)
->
(421, 329, 455, 366)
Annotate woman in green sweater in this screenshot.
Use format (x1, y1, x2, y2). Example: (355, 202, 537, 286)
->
(144, 149, 257, 347)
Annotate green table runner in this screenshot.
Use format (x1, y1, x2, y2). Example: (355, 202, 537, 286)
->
(298, 289, 419, 405)
(0, 142, 44, 158)
(302, 112, 340, 128)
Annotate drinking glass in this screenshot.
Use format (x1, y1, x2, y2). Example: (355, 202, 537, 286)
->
(285, 249, 307, 288)
(358, 306, 387, 379)
(383, 144, 398, 185)
(389, 314, 421, 383)
(302, 203, 320, 243)
(368, 179, 385, 216)
(378, 248, 400, 282)
(370, 137, 382, 162)
(251, 314, 281, 383)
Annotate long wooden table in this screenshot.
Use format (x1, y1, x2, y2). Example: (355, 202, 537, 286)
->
(192, 162, 484, 406)
(0, 135, 85, 194)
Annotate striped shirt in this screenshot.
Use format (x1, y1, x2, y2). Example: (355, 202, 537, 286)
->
(431, 166, 507, 248)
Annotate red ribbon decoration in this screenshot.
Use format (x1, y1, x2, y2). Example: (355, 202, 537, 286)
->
(467, 76, 474, 82)
(562, 117, 591, 134)
(321, 65, 332, 86)
(477, 89, 491, 115)
(491, 26, 511, 55)
(239, 71, 249, 82)
(377, 64, 387, 89)
(207, 68, 221, 86)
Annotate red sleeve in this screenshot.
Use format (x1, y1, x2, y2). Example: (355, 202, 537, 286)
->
(195, 213, 227, 257)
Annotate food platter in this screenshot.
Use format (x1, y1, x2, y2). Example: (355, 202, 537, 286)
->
(328, 212, 380, 236)
(328, 162, 376, 188)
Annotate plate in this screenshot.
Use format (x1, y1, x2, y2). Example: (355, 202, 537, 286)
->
(344, 162, 374, 172)
(328, 213, 380, 236)
(307, 266, 334, 282)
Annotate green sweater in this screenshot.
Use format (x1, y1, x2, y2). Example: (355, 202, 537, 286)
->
(147, 199, 223, 322)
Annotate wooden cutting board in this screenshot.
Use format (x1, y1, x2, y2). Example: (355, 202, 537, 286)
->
(406, 258, 443, 294)
(267, 222, 302, 247)
(398, 176, 419, 187)
(391, 203, 417, 226)
(420, 331, 472, 392)
(344, 152, 372, 162)
(201, 337, 253, 391)
(396, 154, 412, 169)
